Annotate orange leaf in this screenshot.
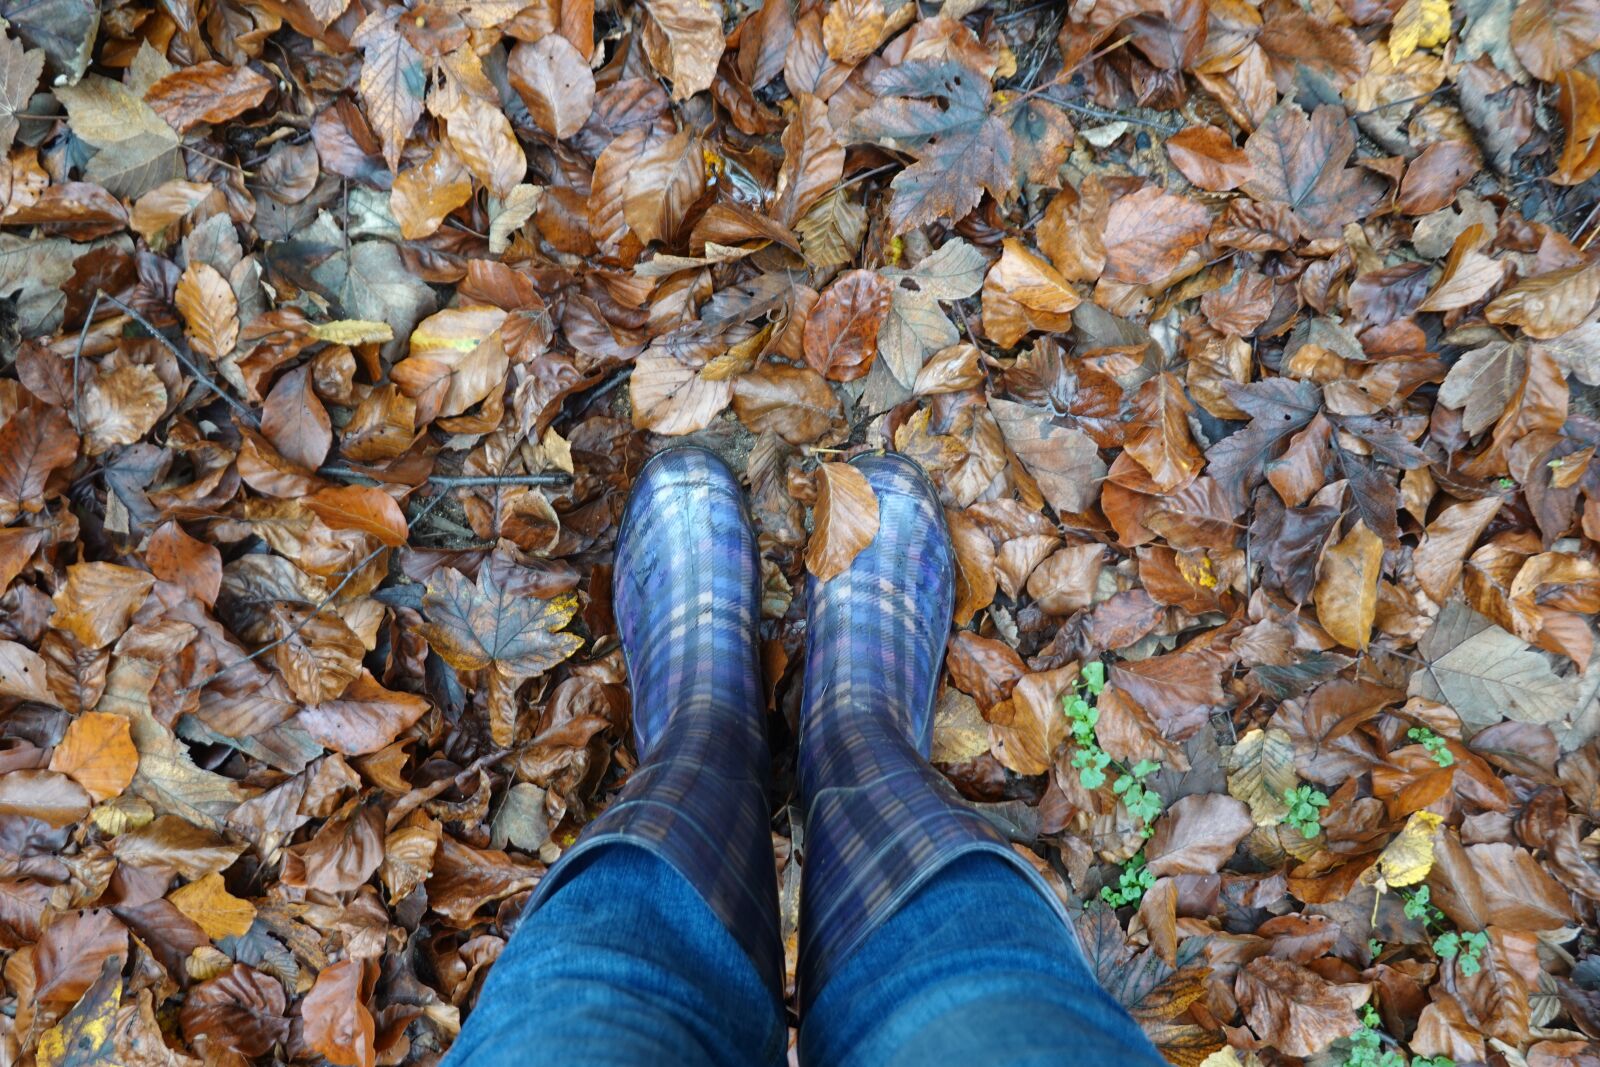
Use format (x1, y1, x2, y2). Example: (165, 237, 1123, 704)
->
(49, 712, 137, 802)
(306, 485, 409, 547)
(804, 463, 879, 581)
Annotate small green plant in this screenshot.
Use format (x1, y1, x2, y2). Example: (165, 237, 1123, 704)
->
(1283, 784, 1330, 838)
(1345, 1003, 1454, 1067)
(1407, 727, 1454, 768)
(1368, 937, 1383, 959)
(1403, 885, 1442, 924)
(1099, 852, 1155, 908)
(1113, 759, 1163, 834)
(1497, 476, 1516, 490)
(1432, 930, 1488, 976)
(1346, 1006, 1405, 1067)
(1402, 887, 1487, 976)
(1065, 663, 1164, 834)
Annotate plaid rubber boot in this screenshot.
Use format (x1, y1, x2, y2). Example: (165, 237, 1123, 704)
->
(523, 446, 782, 996)
(797, 452, 1072, 1004)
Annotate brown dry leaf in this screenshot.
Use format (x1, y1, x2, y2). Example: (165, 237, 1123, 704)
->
(1486, 263, 1600, 340)
(987, 665, 1075, 775)
(1146, 793, 1254, 877)
(1553, 69, 1600, 185)
(353, 11, 425, 171)
(1509, 0, 1600, 82)
(1125, 374, 1203, 493)
(642, 0, 726, 99)
(1417, 224, 1506, 312)
(174, 261, 239, 361)
(0, 638, 52, 703)
(145, 62, 272, 134)
(1314, 520, 1383, 650)
(306, 486, 408, 547)
(989, 398, 1106, 514)
(1227, 727, 1297, 827)
(509, 35, 596, 141)
(302, 959, 376, 1067)
(1103, 186, 1211, 284)
(389, 146, 472, 240)
(822, 0, 885, 64)
(1235, 957, 1370, 1056)
(147, 520, 223, 606)
(0, 399, 78, 517)
(631, 349, 735, 435)
(804, 269, 892, 381)
(167, 872, 255, 940)
(80, 364, 166, 456)
(1397, 140, 1480, 214)
(298, 670, 431, 756)
(261, 364, 331, 472)
(947, 509, 996, 626)
(49, 711, 137, 802)
(52, 562, 156, 650)
(804, 463, 879, 582)
(732, 362, 842, 444)
(1165, 125, 1253, 191)
(981, 239, 1079, 348)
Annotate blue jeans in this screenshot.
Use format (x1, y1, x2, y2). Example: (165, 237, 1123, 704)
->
(447, 846, 1163, 1067)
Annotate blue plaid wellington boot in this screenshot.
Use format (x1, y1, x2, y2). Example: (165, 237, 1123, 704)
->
(796, 452, 1073, 1003)
(521, 445, 783, 996)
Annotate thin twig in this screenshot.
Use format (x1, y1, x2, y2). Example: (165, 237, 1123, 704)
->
(97, 292, 262, 429)
(837, 163, 899, 193)
(180, 143, 252, 178)
(1351, 87, 1450, 117)
(1034, 92, 1182, 133)
(181, 489, 453, 694)
(1001, 34, 1133, 114)
(71, 291, 107, 432)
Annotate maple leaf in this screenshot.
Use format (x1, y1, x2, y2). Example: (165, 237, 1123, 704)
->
(419, 565, 583, 678)
(1241, 103, 1383, 237)
(848, 59, 1014, 234)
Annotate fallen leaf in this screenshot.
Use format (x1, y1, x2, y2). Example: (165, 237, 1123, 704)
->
(804, 462, 879, 582)
(981, 238, 1079, 348)
(168, 872, 255, 940)
(1313, 520, 1383, 650)
(804, 269, 892, 381)
(302, 959, 375, 1067)
(49, 711, 137, 802)
(1235, 957, 1369, 1056)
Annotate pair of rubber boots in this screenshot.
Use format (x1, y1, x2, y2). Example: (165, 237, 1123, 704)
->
(526, 447, 1067, 1005)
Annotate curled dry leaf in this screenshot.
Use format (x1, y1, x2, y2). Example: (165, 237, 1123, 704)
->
(981, 239, 1079, 348)
(804, 462, 879, 582)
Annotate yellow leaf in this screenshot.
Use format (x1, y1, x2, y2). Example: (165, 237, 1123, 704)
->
(168, 871, 256, 940)
(311, 320, 395, 345)
(1228, 728, 1298, 827)
(38, 958, 121, 1067)
(1389, 0, 1450, 63)
(1374, 810, 1444, 890)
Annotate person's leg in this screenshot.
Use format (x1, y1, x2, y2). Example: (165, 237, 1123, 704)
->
(796, 452, 1158, 1064)
(448, 847, 785, 1067)
(448, 447, 785, 1066)
(800, 853, 1162, 1067)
